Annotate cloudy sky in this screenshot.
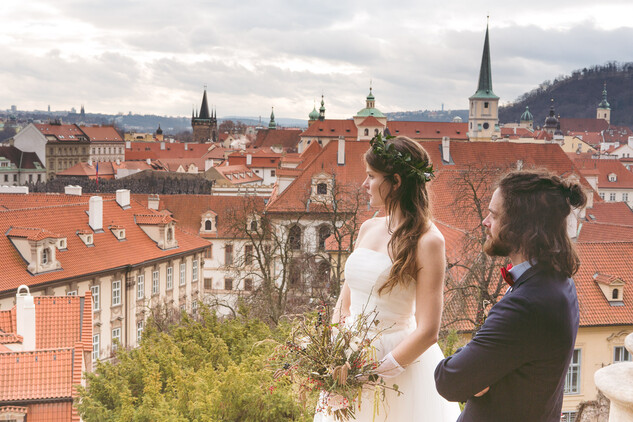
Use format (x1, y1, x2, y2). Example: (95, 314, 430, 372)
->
(2, 0, 633, 120)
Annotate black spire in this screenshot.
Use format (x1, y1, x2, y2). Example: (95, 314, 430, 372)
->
(199, 89, 211, 119)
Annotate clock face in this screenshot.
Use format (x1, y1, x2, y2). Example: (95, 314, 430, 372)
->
(483, 123, 490, 129)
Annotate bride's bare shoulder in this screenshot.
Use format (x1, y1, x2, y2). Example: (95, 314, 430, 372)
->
(356, 216, 386, 244)
(418, 222, 445, 250)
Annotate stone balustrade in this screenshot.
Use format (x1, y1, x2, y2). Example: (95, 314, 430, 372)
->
(594, 333, 633, 421)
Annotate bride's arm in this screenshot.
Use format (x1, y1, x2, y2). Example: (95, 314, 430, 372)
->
(388, 228, 445, 367)
(332, 281, 351, 324)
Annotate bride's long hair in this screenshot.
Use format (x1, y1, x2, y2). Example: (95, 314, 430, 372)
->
(364, 136, 433, 294)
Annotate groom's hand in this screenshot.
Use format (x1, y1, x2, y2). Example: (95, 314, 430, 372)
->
(474, 386, 490, 397)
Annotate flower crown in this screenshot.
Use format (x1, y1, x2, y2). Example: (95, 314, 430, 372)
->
(369, 134, 434, 182)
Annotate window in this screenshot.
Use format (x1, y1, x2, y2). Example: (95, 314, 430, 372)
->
(317, 183, 327, 195)
(225, 245, 234, 265)
(289, 225, 302, 250)
(192, 260, 198, 282)
(42, 248, 50, 264)
(205, 245, 213, 259)
(564, 349, 581, 394)
(91, 285, 100, 311)
(610, 192, 616, 201)
(112, 280, 121, 306)
(614, 346, 632, 363)
(250, 220, 258, 231)
(92, 334, 100, 362)
(112, 328, 121, 351)
(271, 169, 276, 177)
(152, 270, 159, 295)
(167, 228, 173, 242)
(67, 291, 77, 296)
(561, 411, 577, 422)
(180, 263, 186, 286)
(609, 174, 617, 182)
(137, 274, 145, 300)
(623, 193, 629, 202)
(205, 220, 212, 230)
(364, 128, 369, 136)
(318, 225, 331, 250)
(244, 278, 253, 291)
(224, 278, 233, 290)
(245, 245, 253, 265)
(192, 300, 198, 315)
(3, 174, 7, 182)
(204, 278, 213, 290)
(599, 192, 605, 200)
(137, 321, 144, 343)
(613, 288, 620, 300)
(166, 266, 173, 290)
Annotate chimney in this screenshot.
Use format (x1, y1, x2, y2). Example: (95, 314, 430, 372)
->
(160, 141, 166, 150)
(115, 158, 121, 165)
(628, 136, 633, 149)
(65, 185, 82, 196)
(441, 136, 451, 163)
(116, 189, 130, 209)
(16, 285, 36, 351)
(89, 196, 103, 232)
(148, 194, 160, 210)
(246, 154, 252, 166)
(337, 136, 345, 165)
(125, 140, 131, 149)
(184, 143, 188, 151)
(146, 158, 151, 165)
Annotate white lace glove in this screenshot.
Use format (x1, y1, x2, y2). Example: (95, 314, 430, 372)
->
(376, 352, 405, 379)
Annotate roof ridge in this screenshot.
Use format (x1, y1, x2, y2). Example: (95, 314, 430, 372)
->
(0, 196, 117, 213)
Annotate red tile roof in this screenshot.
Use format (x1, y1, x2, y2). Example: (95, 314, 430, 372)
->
(560, 118, 609, 133)
(0, 145, 43, 170)
(33, 294, 92, 350)
(0, 308, 16, 334)
(0, 348, 75, 401)
(7, 227, 61, 241)
(0, 194, 209, 295)
(253, 129, 302, 150)
(572, 158, 633, 189)
(567, 131, 604, 147)
(387, 121, 469, 140)
(153, 194, 267, 239)
(358, 116, 385, 127)
(500, 127, 534, 139)
(214, 164, 263, 184)
(125, 142, 220, 161)
(0, 333, 22, 344)
(603, 125, 633, 144)
(578, 221, 633, 242)
(134, 213, 175, 225)
(575, 242, 633, 326)
(80, 126, 123, 143)
(301, 119, 358, 139)
(585, 202, 633, 225)
(34, 124, 87, 143)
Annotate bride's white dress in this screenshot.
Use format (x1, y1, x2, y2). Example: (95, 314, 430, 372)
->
(314, 247, 461, 422)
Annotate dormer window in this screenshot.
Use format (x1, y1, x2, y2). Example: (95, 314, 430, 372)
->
(608, 173, 617, 182)
(7, 227, 63, 274)
(317, 183, 327, 195)
(201, 211, 218, 234)
(593, 272, 625, 306)
(77, 230, 94, 246)
(42, 248, 50, 264)
(109, 225, 126, 240)
(311, 172, 333, 201)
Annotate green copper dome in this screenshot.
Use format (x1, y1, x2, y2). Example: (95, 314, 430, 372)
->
(309, 106, 319, 120)
(520, 106, 533, 122)
(356, 107, 385, 118)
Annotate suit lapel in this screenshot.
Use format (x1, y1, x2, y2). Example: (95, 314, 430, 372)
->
(509, 265, 541, 291)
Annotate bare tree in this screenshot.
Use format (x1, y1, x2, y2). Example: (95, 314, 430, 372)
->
(441, 165, 512, 335)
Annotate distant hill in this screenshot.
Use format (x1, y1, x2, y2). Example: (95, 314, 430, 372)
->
(500, 62, 633, 128)
(385, 109, 469, 123)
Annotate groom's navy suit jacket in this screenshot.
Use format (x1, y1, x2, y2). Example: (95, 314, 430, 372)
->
(435, 266, 579, 422)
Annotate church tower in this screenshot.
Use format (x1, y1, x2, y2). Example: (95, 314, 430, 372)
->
(319, 95, 326, 121)
(268, 107, 277, 130)
(467, 23, 501, 141)
(191, 88, 218, 143)
(597, 82, 611, 124)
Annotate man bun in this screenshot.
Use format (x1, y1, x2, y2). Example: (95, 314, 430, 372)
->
(562, 181, 587, 209)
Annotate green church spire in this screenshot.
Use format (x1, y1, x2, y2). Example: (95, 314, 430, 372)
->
(598, 82, 610, 109)
(471, 24, 499, 100)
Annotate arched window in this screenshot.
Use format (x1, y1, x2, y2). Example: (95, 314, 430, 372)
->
(374, 129, 379, 135)
(205, 220, 212, 231)
(613, 289, 620, 300)
(250, 220, 258, 231)
(316, 261, 331, 286)
(316, 183, 327, 195)
(289, 258, 302, 286)
(318, 225, 331, 250)
(364, 128, 369, 136)
(42, 248, 50, 264)
(289, 225, 302, 250)
(167, 228, 173, 242)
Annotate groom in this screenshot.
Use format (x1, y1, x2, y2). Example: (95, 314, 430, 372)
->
(435, 170, 587, 421)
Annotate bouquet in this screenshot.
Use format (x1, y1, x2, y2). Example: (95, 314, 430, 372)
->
(269, 302, 401, 421)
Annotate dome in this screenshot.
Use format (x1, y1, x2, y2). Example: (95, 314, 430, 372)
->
(520, 106, 533, 122)
(309, 106, 319, 120)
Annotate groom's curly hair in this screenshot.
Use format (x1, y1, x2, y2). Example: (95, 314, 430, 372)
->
(364, 136, 433, 294)
(496, 170, 587, 278)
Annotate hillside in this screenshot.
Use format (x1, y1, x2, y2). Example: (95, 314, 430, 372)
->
(500, 62, 633, 128)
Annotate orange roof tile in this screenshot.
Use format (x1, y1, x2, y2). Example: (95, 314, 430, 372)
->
(585, 202, 633, 225)
(0, 308, 16, 334)
(253, 129, 302, 150)
(577, 221, 633, 242)
(0, 348, 74, 401)
(0, 332, 22, 344)
(301, 119, 358, 139)
(7, 227, 62, 241)
(0, 194, 209, 295)
(387, 121, 469, 140)
(27, 402, 74, 421)
(358, 116, 385, 127)
(80, 125, 123, 143)
(572, 158, 633, 189)
(575, 242, 633, 326)
(134, 214, 175, 225)
(34, 124, 87, 143)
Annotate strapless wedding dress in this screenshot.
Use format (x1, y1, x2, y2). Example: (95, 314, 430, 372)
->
(314, 247, 461, 421)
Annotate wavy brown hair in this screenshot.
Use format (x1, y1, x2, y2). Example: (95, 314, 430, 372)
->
(364, 136, 433, 294)
(496, 170, 587, 278)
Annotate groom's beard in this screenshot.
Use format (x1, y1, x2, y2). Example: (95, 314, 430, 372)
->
(484, 230, 513, 257)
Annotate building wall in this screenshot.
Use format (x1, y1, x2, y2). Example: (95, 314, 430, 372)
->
(562, 325, 633, 414)
(46, 142, 90, 178)
(12, 124, 47, 164)
(89, 142, 125, 163)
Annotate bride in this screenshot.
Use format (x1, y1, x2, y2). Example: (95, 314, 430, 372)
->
(314, 136, 460, 421)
